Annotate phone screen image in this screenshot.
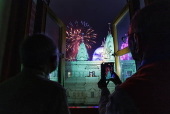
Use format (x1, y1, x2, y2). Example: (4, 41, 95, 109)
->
(111, 73, 115, 78)
(101, 62, 114, 80)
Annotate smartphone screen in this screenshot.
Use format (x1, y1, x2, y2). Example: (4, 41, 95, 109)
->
(111, 73, 115, 78)
(101, 62, 114, 80)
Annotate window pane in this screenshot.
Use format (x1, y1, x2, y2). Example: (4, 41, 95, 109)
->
(119, 53, 136, 82)
(45, 13, 60, 82)
(117, 10, 130, 50)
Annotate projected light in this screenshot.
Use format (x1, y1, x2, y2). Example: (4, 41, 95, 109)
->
(120, 37, 131, 60)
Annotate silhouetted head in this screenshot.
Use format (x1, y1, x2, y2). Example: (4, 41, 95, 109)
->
(20, 34, 58, 74)
(128, 0, 170, 61)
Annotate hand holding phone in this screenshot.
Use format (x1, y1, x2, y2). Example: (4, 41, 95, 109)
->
(109, 72, 122, 85)
(101, 62, 122, 86)
(98, 78, 107, 89)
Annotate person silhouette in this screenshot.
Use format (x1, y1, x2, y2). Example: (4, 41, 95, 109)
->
(98, 0, 170, 113)
(0, 34, 70, 114)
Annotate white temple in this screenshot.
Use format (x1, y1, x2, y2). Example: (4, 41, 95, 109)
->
(49, 26, 136, 106)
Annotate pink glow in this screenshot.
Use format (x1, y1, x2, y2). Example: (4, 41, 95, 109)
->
(120, 38, 130, 60)
(120, 37, 128, 49)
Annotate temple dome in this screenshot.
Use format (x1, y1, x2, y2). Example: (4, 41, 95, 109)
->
(92, 46, 104, 61)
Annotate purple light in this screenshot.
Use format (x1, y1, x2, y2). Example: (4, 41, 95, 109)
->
(120, 37, 128, 50)
(120, 37, 132, 60)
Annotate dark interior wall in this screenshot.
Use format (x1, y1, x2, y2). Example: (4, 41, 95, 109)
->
(0, 0, 53, 82)
(28, 0, 37, 35)
(0, 0, 32, 82)
(0, 0, 12, 81)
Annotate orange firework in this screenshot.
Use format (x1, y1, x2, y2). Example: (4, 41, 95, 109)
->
(66, 21, 97, 61)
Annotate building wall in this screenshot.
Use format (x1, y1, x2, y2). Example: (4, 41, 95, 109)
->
(65, 61, 115, 105)
(120, 60, 136, 82)
(65, 61, 101, 105)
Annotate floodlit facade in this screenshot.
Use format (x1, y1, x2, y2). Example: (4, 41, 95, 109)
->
(65, 32, 115, 106)
(49, 30, 136, 106)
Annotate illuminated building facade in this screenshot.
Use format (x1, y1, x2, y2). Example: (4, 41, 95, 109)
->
(65, 31, 115, 106)
(49, 30, 137, 106)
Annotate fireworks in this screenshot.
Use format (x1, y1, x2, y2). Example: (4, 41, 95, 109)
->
(66, 21, 97, 61)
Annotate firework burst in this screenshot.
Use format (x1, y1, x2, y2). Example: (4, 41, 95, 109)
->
(66, 21, 97, 61)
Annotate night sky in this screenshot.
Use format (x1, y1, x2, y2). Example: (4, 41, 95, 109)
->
(49, 0, 127, 60)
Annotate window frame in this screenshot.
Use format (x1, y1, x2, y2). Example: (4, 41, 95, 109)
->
(112, 3, 130, 77)
(41, 2, 66, 86)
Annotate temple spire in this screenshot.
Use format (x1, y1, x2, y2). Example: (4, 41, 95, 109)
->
(103, 23, 115, 61)
(76, 34, 89, 61)
(82, 33, 84, 43)
(101, 37, 105, 46)
(108, 23, 111, 34)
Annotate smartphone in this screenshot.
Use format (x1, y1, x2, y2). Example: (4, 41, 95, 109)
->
(101, 62, 114, 80)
